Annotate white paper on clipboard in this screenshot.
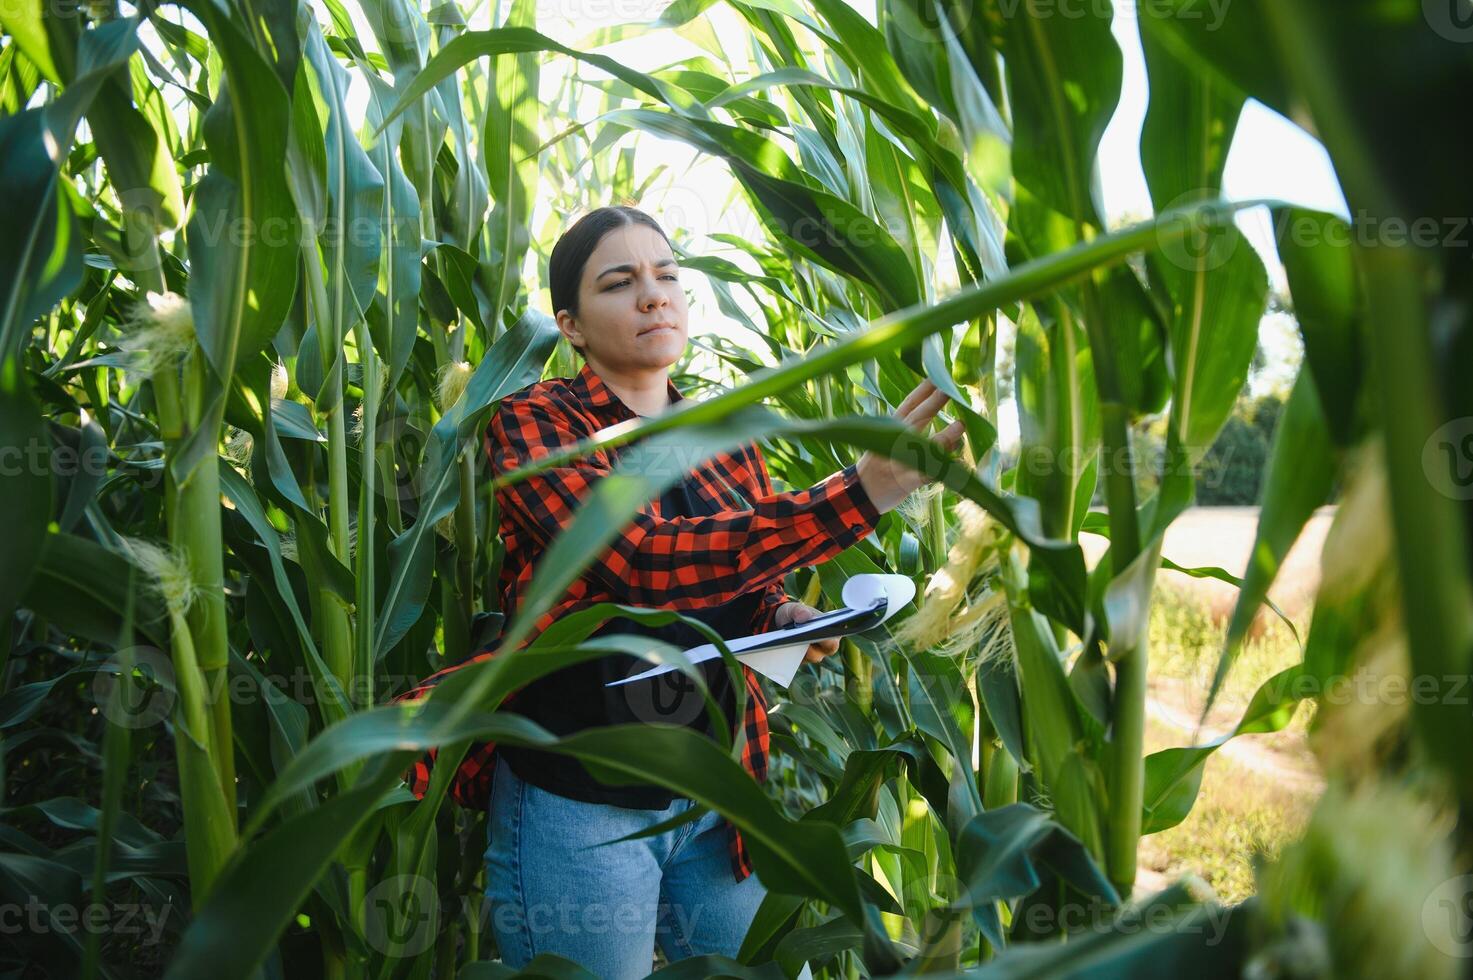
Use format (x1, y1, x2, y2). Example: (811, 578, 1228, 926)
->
(604, 573, 915, 690)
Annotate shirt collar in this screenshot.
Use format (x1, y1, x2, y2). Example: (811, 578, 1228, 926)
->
(572, 360, 685, 418)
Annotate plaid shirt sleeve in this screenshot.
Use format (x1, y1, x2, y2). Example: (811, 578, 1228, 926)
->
(745, 445, 798, 634)
(750, 585, 796, 634)
(489, 393, 884, 611)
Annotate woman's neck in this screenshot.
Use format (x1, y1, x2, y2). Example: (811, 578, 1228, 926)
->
(586, 357, 671, 417)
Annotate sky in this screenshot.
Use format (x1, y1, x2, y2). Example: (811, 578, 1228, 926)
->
(1097, 4, 1350, 229)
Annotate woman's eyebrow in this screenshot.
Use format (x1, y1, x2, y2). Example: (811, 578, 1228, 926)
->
(594, 258, 679, 279)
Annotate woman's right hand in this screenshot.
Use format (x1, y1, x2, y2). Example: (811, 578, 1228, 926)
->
(855, 379, 966, 514)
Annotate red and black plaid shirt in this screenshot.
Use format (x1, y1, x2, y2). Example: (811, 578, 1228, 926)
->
(394, 360, 883, 881)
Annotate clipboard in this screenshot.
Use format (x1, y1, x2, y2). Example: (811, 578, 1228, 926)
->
(604, 573, 916, 690)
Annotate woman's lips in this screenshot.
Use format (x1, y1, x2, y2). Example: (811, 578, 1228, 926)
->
(639, 325, 676, 336)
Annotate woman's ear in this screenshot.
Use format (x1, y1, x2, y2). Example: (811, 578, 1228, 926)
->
(555, 309, 585, 353)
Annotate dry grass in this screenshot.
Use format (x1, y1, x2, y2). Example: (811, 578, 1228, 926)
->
(1138, 717, 1317, 902)
(1136, 581, 1322, 904)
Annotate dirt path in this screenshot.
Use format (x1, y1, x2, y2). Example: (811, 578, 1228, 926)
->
(1145, 678, 1322, 794)
(1135, 678, 1322, 901)
(1082, 505, 1336, 627)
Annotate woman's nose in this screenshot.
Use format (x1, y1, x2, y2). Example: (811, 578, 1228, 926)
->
(639, 280, 668, 311)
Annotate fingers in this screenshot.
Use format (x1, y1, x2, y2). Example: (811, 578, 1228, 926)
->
(902, 386, 946, 422)
(902, 420, 967, 493)
(896, 381, 966, 442)
(803, 637, 839, 663)
(904, 388, 952, 428)
(901, 389, 960, 433)
(895, 378, 938, 418)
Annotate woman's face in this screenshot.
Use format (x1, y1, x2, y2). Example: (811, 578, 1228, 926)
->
(558, 223, 689, 372)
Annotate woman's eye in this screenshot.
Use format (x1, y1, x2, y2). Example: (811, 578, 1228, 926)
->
(605, 274, 677, 290)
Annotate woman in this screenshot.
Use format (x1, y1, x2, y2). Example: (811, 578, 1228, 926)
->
(408, 206, 963, 976)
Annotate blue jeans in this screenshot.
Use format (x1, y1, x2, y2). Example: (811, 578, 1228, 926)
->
(483, 753, 768, 977)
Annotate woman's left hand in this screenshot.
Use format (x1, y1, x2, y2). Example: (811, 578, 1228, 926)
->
(774, 601, 840, 664)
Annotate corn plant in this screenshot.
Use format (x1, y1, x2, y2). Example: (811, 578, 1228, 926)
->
(2, 0, 1469, 977)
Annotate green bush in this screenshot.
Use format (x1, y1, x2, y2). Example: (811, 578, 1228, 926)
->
(1194, 394, 1285, 505)
(1087, 390, 1286, 509)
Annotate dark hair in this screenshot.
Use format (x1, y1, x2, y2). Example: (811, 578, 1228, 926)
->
(548, 206, 675, 360)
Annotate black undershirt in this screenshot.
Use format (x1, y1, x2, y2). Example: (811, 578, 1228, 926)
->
(497, 471, 766, 809)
